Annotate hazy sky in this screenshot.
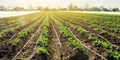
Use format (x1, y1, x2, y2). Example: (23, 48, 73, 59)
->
(0, 0, 120, 8)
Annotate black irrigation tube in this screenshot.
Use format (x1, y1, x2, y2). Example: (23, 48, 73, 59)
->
(11, 19, 45, 60)
(51, 21, 62, 48)
(28, 20, 49, 59)
(54, 15, 119, 48)
(52, 15, 107, 60)
(0, 14, 41, 32)
(51, 21, 65, 60)
(66, 27, 107, 60)
(0, 16, 43, 46)
(52, 16, 107, 60)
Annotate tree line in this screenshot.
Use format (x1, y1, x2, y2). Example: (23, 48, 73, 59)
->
(0, 3, 119, 11)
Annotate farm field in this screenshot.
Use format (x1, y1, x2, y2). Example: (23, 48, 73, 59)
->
(0, 11, 120, 60)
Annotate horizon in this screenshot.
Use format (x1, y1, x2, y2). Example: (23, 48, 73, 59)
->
(0, 0, 120, 9)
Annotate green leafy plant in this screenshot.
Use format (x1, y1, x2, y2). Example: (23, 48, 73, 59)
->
(88, 36, 96, 41)
(93, 40, 111, 49)
(93, 28, 101, 32)
(0, 32, 4, 38)
(77, 28, 88, 35)
(111, 28, 120, 33)
(69, 40, 83, 51)
(12, 38, 20, 47)
(36, 47, 49, 55)
(36, 36, 49, 47)
(19, 31, 28, 39)
(52, 16, 84, 52)
(107, 50, 120, 60)
(100, 30, 109, 35)
(36, 16, 49, 56)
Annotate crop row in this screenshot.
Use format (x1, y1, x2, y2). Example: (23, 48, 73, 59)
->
(0, 13, 43, 43)
(12, 16, 43, 47)
(51, 16, 83, 52)
(54, 12, 120, 39)
(53, 13, 120, 60)
(35, 15, 50, 55)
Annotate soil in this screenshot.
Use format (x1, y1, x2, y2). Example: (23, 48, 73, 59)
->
(0, 16, 41, 43)
(55, 16, 108, 60)
(48, 22, 62, 60)
(0, 19, 43, 60)
(52, 21, 89, 60)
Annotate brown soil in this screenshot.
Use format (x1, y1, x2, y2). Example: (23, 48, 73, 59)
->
(0, 17, 41, 43)
(0, 20, 43, 60)
(15, 19, 44, 59)
(48, 22, 62, 60)
(53, 21, 89, 60)
(54, 16, 108, 60)
(31, 54, 47, 60)
(56, 15, 120, 47)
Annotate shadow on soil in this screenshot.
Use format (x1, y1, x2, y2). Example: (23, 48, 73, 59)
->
(31, 54, 47, 60)
(69, 52, 89, 60)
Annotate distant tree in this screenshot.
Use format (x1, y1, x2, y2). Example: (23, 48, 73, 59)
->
(68, 3, 78, 11)
(50, 8, 57, 11)
(0, 6, 4, 11)
(100, 6, 104, 11)
(0, 6, 7, 11)
(37, 6, 42, 10)
(42, 7, 49, 11)
(73, 5, 78, 11)
(68, 3, 73, 11)
(102, 8, 109, 11)
(14, 7, 24, 11)
(28, 4, 35, 10)
(112, 8, 119, 11)
(57, 7, 67, 11)
(99, 6, 109, 11)
(90, 7, 100, 11)
(84, 4, 89, 10)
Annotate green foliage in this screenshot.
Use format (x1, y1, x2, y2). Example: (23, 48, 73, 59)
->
(27, 27, 33, 33)
(19, 26, 34, 39)
(107, 50, 120, 60)
(68, 22, 78, 30)
(100, 30, 109, 35)
(93, 28, 101, 32)
(12, 38, 20, 47)
(0, 32, 4, 38)
(36, 17, 49, 48)
(53, 12, 120, 60)
(36, 16, 49, 55)
(93, 40, 111, 49)
(111, 28, 120, 33)
(19, 16, 43, 40)
(36, 36, 49, 47)
(19, 31, 28, 39)
(77, 28, 88, 35)
(67, 22, 88, 36)
(69, 40, 83, 51)
(52, 16, 83, 52)
(88, 36, 96, 41)
(6, 20, 17, 25)
(117, 36, 120, 39)
(9, 28, 15, 32)
(36, 47, 49, 55)
(41, 27, 49, 36)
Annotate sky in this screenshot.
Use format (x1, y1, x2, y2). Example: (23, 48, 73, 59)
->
(0, 0, 120, 9)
